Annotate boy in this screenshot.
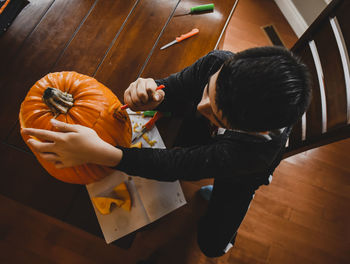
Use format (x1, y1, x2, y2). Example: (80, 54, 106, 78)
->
(23, 46, 311, 257)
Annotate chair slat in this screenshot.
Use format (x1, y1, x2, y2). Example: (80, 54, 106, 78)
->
(288, 119, 303, 151)
(330, 16, 350, 124)
(295, 45, 323, 141)
(313, 19, 347, 130)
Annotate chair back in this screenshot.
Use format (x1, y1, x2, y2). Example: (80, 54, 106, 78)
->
(285, 0, 350, 157)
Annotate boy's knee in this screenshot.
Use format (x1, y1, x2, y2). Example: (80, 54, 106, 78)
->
(197, 223, 237, 258)
(197, 234, 237, 258)
(197, 240, 228, 258)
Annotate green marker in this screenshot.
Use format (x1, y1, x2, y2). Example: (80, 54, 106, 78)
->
(189, 3, 215, 14)
(143, 111, 171, 117)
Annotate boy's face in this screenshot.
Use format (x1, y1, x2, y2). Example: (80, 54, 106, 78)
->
(197, 69, 228, 128)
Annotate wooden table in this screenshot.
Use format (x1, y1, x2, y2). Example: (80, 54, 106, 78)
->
(0, 0, 237, 246)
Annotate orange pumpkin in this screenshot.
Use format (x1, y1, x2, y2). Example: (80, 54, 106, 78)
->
(19, 72, 132, 184)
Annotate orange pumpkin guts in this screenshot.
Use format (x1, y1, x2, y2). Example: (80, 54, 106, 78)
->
(19, 72, 132, 184)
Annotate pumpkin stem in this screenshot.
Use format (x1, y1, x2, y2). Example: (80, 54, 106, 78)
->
(43, 87, 74, 116)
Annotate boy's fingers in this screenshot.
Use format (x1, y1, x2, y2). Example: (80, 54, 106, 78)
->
(153, 90, 165, 102)
(22, 128, 61, 141)
(40, 153, 60, 162)
(124, 90, 132, 107)
(55, 161, 65, 169)
(50, 119, 79, 132)
(130, 86, 141, 106)
(136, 86, 149, 104)
(124, 84, 133, 103)
(27, 139, 55, 152)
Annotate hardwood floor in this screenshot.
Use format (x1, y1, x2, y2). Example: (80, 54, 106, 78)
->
(1, 0, 349, 263)
(222, 0, 297, 51)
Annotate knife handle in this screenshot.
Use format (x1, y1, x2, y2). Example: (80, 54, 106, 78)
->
(190, 4, 214, 13)
(143, 111, 163, 130)
(156, 84, 165, 91)
(176, 28, 199, 42)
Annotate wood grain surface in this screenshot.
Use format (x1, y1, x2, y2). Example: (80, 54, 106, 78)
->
(94, 0, 180, 99)
(0, 143, 79, 219)
(52, 0, 140, 76)
(0, 0, 55, 75)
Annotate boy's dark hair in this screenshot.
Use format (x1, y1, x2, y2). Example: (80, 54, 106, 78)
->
(215, 46, 311, 132)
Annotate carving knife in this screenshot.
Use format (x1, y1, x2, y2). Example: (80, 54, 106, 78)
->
(160, 28, 199, 50)
(132, 111, 163, 143)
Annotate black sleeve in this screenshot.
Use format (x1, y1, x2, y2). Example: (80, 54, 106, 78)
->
(155, 50, 234, 115)
(114, 142, 239, 182)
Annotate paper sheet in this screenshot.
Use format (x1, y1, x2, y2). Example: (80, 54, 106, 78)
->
(86, 110, 186, 243)
(129, 110, 166, 148)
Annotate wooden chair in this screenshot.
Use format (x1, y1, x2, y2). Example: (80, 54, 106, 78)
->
(284, 0, 350, 158)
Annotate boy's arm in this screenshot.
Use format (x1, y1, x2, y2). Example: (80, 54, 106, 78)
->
(22, 119, 284, 183)
(154, 50, 234, 114)
(115, 142, 240, 182)
(22, 119, 123, 169)
(123, 50, 233, 114)
(22, 118, 241, 181)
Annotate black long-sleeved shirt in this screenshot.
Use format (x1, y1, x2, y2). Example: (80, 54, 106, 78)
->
(115, 50, 290, 186)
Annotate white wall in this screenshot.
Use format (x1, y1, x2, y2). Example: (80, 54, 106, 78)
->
(274, 0, 329, 37)
(292, 0, 327, 25)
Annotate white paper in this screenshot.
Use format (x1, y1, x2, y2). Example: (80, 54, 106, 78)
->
(86, 111, 186, 243)
(133, 176, 186, 223)
(128, 110, 166, 148)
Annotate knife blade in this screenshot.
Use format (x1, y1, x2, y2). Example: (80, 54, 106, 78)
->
(132, 111, 163, 143)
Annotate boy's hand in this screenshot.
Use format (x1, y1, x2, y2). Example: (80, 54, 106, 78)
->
(22, 119, 122, 169)
(124, 78, 165, 111)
